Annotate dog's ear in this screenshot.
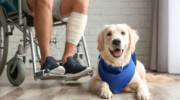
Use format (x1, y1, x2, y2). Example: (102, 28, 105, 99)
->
(126, 25, 139, 52)
(97, 25, 108, 52)
(97, 30, 104, 52)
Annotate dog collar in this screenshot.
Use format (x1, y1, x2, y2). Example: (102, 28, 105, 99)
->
(98, 53, 136, 93)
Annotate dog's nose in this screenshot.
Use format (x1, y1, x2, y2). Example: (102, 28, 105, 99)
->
(112, 39, 121, 46)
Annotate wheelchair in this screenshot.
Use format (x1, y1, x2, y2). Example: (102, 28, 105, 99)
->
(0, 0, 94, 86)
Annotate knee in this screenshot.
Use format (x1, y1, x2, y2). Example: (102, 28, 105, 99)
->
(35, 0, 54, 10)
(74, 0, 89, 11)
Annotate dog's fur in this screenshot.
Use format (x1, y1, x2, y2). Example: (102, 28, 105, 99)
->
(88, 24, 150, 100)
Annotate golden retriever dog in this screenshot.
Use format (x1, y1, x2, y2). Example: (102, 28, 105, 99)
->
(89, 24, 150, 100)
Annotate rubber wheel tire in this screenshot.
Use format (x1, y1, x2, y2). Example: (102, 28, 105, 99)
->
(0, 7, 9, 76)
(7, 58, 25, 86)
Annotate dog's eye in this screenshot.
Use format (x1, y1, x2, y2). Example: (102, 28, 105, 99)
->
(107, 32, 112, 36)
(121, 32, 125, 35)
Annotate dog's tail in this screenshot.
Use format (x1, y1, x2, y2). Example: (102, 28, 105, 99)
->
(145, 73, 179, 83)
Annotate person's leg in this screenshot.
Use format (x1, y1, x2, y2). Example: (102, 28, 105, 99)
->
(27, 0, 65, 73)
(27, 0, 53, 64)
(55, 0, 89, 74)
(60, 0, 89, 64)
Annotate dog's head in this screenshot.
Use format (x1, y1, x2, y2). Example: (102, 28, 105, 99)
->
(97, 24, 139, 66)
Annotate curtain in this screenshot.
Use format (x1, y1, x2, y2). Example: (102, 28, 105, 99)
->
(149, 0, 159, 71)
(150, 0, 169, 72)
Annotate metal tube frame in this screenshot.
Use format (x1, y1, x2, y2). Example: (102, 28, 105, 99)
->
(28, 28, 38, 79)
(18, 0, 23, 25)
(82, 35, 91, 67)
(35, 42, 42, 63)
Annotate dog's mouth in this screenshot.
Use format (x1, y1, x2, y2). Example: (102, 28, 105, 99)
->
(109, 48, 124, 58)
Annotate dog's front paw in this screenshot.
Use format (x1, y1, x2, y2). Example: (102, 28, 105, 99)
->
(100, 87, 113, 99)
(137, 92, 150, 100)
(99, 82, 113, 99)
(137, 85, 150, 100)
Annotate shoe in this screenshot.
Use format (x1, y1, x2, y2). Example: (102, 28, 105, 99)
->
(41, 56, 65, 74)
(63, 56, 87, 74)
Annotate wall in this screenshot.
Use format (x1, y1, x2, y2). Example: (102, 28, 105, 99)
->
(168, 0, 180, 73)
(7, 0, 153, 69)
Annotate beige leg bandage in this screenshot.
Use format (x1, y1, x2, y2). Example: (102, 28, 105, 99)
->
(66, 12, 88, 45)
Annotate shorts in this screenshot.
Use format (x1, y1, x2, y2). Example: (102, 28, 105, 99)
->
(22, 0, 62, 20)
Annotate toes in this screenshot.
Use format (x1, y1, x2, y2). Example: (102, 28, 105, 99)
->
(100, 90, 113, 99)
(137, 92, 150, 100)
(98, 82, 113, 99)
(99, 87, 113, 99)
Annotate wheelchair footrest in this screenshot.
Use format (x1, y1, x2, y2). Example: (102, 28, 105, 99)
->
(35, 67, 94, 81)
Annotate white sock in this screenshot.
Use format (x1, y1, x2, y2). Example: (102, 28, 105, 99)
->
(66, 12, 88, 45)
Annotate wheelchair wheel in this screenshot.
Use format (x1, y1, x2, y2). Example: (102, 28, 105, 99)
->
(0, 7, 9, 76)
(7, 58, 25, 86)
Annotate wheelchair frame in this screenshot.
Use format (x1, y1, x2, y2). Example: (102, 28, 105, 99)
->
(0, 0, 93, 86)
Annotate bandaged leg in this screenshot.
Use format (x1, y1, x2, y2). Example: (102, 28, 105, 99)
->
(66, 12, 88, 45)
(63, 12, 88, 74)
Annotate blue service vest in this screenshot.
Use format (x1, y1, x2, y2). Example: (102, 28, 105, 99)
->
(98, 53, 136, 94)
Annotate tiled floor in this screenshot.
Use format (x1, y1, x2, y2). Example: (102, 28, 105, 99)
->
(0, 68, 180, 100)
